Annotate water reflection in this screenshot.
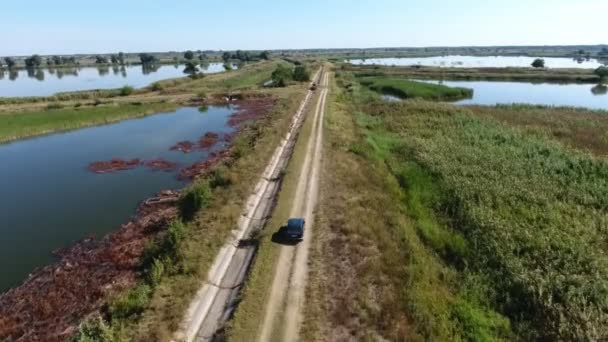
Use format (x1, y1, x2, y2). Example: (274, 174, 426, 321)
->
(34, 69, 44, 81)
(349, 56, 607, 69)
(591, 84, 608, 96)
(9, 70, 18, 81)
(97, 66, 110, 76)
(0, 63, 234, 97)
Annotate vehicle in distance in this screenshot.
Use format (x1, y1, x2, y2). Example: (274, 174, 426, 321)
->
(285, 218, 305, 240)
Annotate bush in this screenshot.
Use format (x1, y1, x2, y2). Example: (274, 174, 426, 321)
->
(72, 314, 114, 342)
(109, 284, 152, 320)
(271, 65, 293, 87)
(179, 182, 212, 221)
(46, 103, 64, 110)
(531, 58, 545, 68)
(293, 66, 310, 82)
(209, 166, 232, 188)
(119, 85, 134, 96)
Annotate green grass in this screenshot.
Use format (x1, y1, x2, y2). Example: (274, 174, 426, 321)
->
(357, 97, 608, 340)
(301, 72, 511, 341)
(359, 76, 473, 101)
(306, 70, 608, 340)
(0, 102, 175, 143)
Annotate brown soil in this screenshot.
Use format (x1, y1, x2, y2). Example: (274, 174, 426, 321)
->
(144, 158, 180, 172)
(88, 158, 141, 173)
(198, 132, 220, 149)
(170, 141, 195, 153)
(0, 190, 180, 342)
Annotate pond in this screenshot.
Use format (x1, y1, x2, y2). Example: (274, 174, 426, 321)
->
(0, 63, 234, 98)
(0, 106, 236, 292)
(348, 56, 607, 69)
(418, 80, 608, 110)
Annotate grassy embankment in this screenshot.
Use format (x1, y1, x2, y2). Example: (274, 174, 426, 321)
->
(344, 63, 601, 83)
(0, 60, 289, 144)
(0, 103, 175, 143)
(71, 65, 315, 342)
(359, 76, 472, 101)
(302, 71, 608, 341)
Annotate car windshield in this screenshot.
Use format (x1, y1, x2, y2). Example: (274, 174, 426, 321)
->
(287, 220, 303, 231)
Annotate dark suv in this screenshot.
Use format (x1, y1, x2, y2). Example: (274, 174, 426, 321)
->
(285, 218, 305, 240)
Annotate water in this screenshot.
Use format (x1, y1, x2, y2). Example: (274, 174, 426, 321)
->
(419, 80, 608, 109)
(348, 56, 607, 69)
(0, 106, 236, 292)
(0, 63, 233, 98)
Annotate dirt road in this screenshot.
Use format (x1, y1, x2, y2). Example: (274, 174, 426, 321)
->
(174, 70, 323, 342)
(257, 71, 329, 342)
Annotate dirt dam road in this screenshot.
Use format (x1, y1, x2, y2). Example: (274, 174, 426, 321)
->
(174, 69, 325, 342)
(256, 71, 329, 342)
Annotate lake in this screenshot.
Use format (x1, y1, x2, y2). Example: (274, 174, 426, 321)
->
(0, 106, 236, 292)
(419, 80, 608, 109)
(348, 56, 606, 69)
(0, 63, 233, 98)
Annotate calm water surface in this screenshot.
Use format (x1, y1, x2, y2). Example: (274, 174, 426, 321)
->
(0, 106, 235, 291)
(0, 63, 232, 98)
(349, 56, 606, 69)
(420, 80, 608, 109)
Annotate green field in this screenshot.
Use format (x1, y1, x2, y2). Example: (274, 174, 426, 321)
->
(304, 70, 608, 340)
(0, 102, 176, 143)
(359, 76, 473, 101)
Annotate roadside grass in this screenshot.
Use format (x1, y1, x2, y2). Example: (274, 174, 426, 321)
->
(359, 76, 473, 101)
(0, 102, 175, 143)
(226, 83, 321, 342)
(301, 71, 512, 341)
(72, 84, 309, 341)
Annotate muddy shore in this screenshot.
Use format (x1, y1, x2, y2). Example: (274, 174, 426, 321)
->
(0, 97, 275, 341)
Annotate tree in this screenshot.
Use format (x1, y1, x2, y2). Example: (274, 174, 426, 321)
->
(271, 65, 293, 87)
(52, 56, 62, 65)
(183, 61, 199, 75)
(139, 53, 157, 65)
(24, 54, 42, 68)
(110, 55, 119, 64)
(198, 53, 208, 62)
(95, 55, 108, 64)
(260, 51, 270, 60)
(293, 66, 310, 82)
(118, 52, 125, 65)
(531, 58, 545, 68)
(4, 57, 16, 69)
(184, 50, 194, 60)
(222, 52, 231, 62)
(595, 66, 608, 83)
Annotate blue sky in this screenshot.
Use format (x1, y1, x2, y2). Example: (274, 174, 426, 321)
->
(2, 0, 607, 56)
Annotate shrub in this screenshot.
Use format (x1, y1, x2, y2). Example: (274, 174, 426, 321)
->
(531, 58, 545, 68)
(179, 182, 212, 221)
(109, 284, 152, 320)
(119, 85, 134, 96)
(293, 66, 310, 82)
(72, 314, 114, 342)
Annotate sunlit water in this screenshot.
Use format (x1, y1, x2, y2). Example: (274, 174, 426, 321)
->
(0, 106, 236, 292)
(0, 63, 233, 98)
(383, 79, 608, 110)
(422, 80, 608, 109)
(349, 56, 606, 69)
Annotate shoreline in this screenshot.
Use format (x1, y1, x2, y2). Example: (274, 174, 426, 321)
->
(0, 97, 276, 341)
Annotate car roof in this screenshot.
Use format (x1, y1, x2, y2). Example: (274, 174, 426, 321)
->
(287, 218, 305, 225)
